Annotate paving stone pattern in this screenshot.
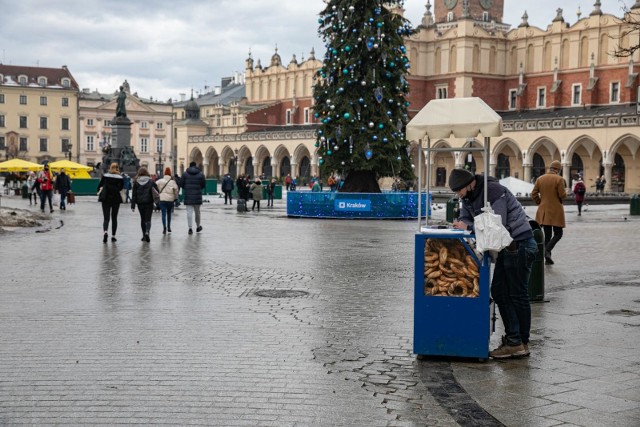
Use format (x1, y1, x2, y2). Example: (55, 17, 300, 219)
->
(0, 195, 638, 426)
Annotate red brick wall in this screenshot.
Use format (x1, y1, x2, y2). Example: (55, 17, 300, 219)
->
(471, 77, 506, 110)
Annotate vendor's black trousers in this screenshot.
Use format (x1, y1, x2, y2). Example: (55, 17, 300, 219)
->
(543, 225, 563, 254)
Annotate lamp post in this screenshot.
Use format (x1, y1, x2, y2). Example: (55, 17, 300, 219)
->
(234, 148, 239, 179)
(157, 147, 164, 176)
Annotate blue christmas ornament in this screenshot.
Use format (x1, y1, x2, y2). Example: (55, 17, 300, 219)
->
(319, 159, 325, 165)
(343, 113, 351, 119)
(318, 130, 323, 135)
(327, 150, 332, 155)
(372, 135, 378, 141)
(342, 69, 348, 75)
(383, 137, 389, 143)
(358, 98, 365, 103)
(378, 123, 384, 130)
(345, 45, 351, 52)
(365, 147, 373, 160)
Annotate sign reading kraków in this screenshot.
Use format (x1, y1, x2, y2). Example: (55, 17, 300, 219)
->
(334, 199, 371, 212)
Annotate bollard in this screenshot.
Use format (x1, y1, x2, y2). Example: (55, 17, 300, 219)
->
(528, 220, 545, 302)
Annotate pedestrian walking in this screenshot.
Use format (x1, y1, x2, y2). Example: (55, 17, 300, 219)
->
(131, 166, 158, 242)
(573, 177, 587, 216)
(156, 167, 180, 234)
(180, 161, 205, 235)
(54, 168, 71, 210)
(250, 178, 263, 211)
(448, 168, 536, 359)
(531, 160, 567, 265)
(221, 173, 234, 205)
(123, 173, 132, 203)
(284, 173, 292, 191)
(26, 172, 38, 206)
(266, 178, 276, 207)
(36, 164, 54, 213)
(97, 162, 124, 243)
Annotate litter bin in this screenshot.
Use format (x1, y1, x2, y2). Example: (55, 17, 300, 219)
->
(21, 184, 30, 199)
(446, 197, 459, 223)
(630, 194, 640, 216)
(528, 220, 545, 302)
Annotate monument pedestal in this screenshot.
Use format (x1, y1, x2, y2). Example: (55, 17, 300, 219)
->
(102, 116, 139, 175)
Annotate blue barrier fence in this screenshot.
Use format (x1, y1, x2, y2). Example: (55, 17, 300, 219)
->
(286, 191, 431, 219)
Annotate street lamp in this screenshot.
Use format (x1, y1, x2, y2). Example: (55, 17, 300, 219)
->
(157, 147, 164, 176)
(234, 148, 239, 179)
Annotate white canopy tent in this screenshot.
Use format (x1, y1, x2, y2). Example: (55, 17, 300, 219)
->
(499, 176, 534, 196)
(406, 97, 503, 231)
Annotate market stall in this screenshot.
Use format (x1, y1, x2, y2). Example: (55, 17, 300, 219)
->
(406, 97, 503, 359)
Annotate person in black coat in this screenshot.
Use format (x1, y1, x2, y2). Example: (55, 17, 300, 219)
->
(131, 166, 158, 242)
(97, 162, 124, 243)
(180, 161, 205, 234)
(55, 169, 72, 210)
(221, 173, 235, 205)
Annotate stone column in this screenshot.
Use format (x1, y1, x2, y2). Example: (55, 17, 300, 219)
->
(562, 164, 571, 187)
(604, 163, 613, 192)
(203, 159, 209, 177)
(252, 158, 259, 177)
(291, 162, 298, 180)
(218, 158, 226, 175)
(271, 159, 278, 178)
(523, 164, 532, 183)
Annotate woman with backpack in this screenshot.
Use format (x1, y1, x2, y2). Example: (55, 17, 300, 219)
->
(573, 177, 587, 216)
(131, 166, 159, 242)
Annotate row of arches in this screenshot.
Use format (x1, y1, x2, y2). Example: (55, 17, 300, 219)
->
(184, 132, 639, 192)
(187, 143, 318, 183)
(413, 133, 639, 192)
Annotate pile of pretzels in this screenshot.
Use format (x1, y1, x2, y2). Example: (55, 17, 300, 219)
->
(423, 238, 480, 297)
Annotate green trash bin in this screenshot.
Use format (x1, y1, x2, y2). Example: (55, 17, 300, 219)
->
(528, 220, 545, 302)
(630, 194, 640, 216)
(446, 197, 459, 223)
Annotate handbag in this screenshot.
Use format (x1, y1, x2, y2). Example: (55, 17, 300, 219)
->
(151, 187, 160, 204)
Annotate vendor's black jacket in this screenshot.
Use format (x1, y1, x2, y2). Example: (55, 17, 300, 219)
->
(458, 175, 532, 241)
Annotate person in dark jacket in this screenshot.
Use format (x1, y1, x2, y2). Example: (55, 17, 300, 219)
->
(131, 166, 158, 242)
(180, 161, 205, 235)
(221, 173, 235, 205)
(266, 178, 276, 207)
(449, 168, 537, 360)
(55, 168, 72, 210)
(97, 162, 124, 243)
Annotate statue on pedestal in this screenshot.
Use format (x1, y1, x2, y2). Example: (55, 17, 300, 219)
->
(116, 86, 127, 118)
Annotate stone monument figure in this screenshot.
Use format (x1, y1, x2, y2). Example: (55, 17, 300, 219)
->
(115, 86, 127, 118)
(102, 82, 139, 175)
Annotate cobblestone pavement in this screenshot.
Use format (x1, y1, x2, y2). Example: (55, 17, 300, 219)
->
(0, 193, 638, 426)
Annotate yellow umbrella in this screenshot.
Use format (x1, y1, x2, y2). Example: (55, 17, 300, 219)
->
(0, 158, 44, 173)
(48, 160, 94, 178)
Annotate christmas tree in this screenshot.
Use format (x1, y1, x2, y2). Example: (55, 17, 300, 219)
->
(313, 0, 415, 192)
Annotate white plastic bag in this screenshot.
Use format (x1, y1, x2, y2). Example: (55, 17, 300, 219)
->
(473, 208, 513, 253)
(53, 193, 60, 205)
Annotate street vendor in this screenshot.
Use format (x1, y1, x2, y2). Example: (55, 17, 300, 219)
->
(448, 168, 537, 359)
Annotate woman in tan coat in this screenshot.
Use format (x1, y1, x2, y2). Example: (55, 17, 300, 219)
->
(531, 160, 567, 265)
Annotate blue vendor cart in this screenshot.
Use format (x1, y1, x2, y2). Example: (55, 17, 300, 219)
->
(406, 98, 503, 360)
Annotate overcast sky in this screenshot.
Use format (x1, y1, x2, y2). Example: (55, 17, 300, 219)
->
(0, 0, 629, 102)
